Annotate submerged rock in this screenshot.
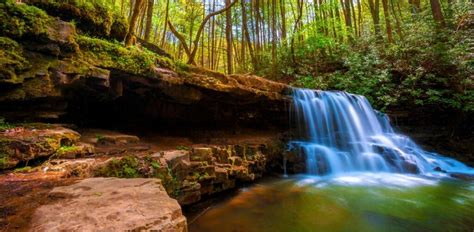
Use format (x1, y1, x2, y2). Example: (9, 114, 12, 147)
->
(30, 178, 187, 231)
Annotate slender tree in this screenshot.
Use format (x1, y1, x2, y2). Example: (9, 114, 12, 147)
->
(125, 0, 144, 47)
(381, 0, 393, 43)
(280, 0, 287, 47)
(241, 0, 247, 71)
(271, 0, 277, 74)
(144, 0, 154, 42)
(368, 0, 382, 41)
(160, 0, 170, 47)
(225, 0, 233, 74)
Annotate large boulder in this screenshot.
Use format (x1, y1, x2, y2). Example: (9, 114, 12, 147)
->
(30, 178, 187, 231)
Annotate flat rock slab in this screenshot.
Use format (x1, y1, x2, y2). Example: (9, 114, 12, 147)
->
(30, 178, 187, 232)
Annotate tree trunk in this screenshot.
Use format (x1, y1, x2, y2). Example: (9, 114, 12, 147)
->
(160, 0, 170, 47)
(350, 0, 358, 37)
(291, 0, 304, 64)
(120, 0, 125, 16)
(430, 0, 446, 27)
(255, 0, 261, 53)
(210, 0, 216, 69)
(138, 3, 146, 37)
(357, 0, 362, 37)
(342, 0, 353, 40)
(144, 0, 154, 42)
(368, 0, 382, 41)
(225, 0, 233, 74)
(125, 0, 144, 47)
(381, 0, 393, 43)
(390, 0, 403, 40)
(241, 0, 247, 71)
(280, 0, 287, 46)
(271, 0, 277, 76)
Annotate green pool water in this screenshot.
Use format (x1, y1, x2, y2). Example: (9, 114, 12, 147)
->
(189, 173, 474, 232)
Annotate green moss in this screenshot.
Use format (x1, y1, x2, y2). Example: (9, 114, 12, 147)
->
(0, 0, 52, 39)
(176, 145, 190, 151)
(13, 166, 32, 173)
(94, 156, 139, 178)
(0, 37, 29, 83)
(150, 160, 161, 169)
(27, 0, 128, 40)
(95, 134, 105, 143)
(56, 145, 80, 155)
(93, 155, 183, 196)
(193, 172, 211, 181)
(0, 155, 7, 169)
(77, 35, 174, 75)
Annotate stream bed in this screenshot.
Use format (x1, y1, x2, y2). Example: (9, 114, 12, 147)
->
(189, 174, 474, 232)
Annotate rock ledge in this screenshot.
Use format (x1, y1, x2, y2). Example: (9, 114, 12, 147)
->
(31, 178, 187, 231)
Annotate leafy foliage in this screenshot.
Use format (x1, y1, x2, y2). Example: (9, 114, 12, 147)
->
(287, 9, 473, 112)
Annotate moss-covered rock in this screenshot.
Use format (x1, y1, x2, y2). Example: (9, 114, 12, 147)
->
(0, 0, 78, 56)
(25, 0, 128, 41)
(0, 124, 81, 169)
(77, 35, 174, 75)
(0, 37, 29, 85)
(0, 0, 51, 39)
(93, 155, 178, 194)
(54, 143, 95, 159)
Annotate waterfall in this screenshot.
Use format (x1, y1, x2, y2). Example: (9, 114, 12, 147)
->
(290, 88, 473, 176)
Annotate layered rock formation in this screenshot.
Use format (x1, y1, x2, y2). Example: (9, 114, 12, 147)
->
(1, 125, 286, 206)
(0, 14, 290, 129)
(0, 1, 291, 130)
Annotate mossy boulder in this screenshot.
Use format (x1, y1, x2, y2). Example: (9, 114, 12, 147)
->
(0, 0, 51, 39)
(25, 0, 128, 41)
(0, 0, 78, 56)
(0, 124, 80, 169)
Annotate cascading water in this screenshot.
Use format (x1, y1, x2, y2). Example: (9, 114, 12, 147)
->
(191, 88, 474, 232)
(289, 88, 473, 176)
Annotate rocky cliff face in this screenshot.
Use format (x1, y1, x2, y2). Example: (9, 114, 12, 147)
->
(0, 1, 291, 130)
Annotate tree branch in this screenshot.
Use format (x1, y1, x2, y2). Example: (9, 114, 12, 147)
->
(167, 20, 193, 63)
(188, 0, 239, 64)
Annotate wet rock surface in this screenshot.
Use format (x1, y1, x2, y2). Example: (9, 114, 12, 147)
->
(30, 178, 187, 232)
